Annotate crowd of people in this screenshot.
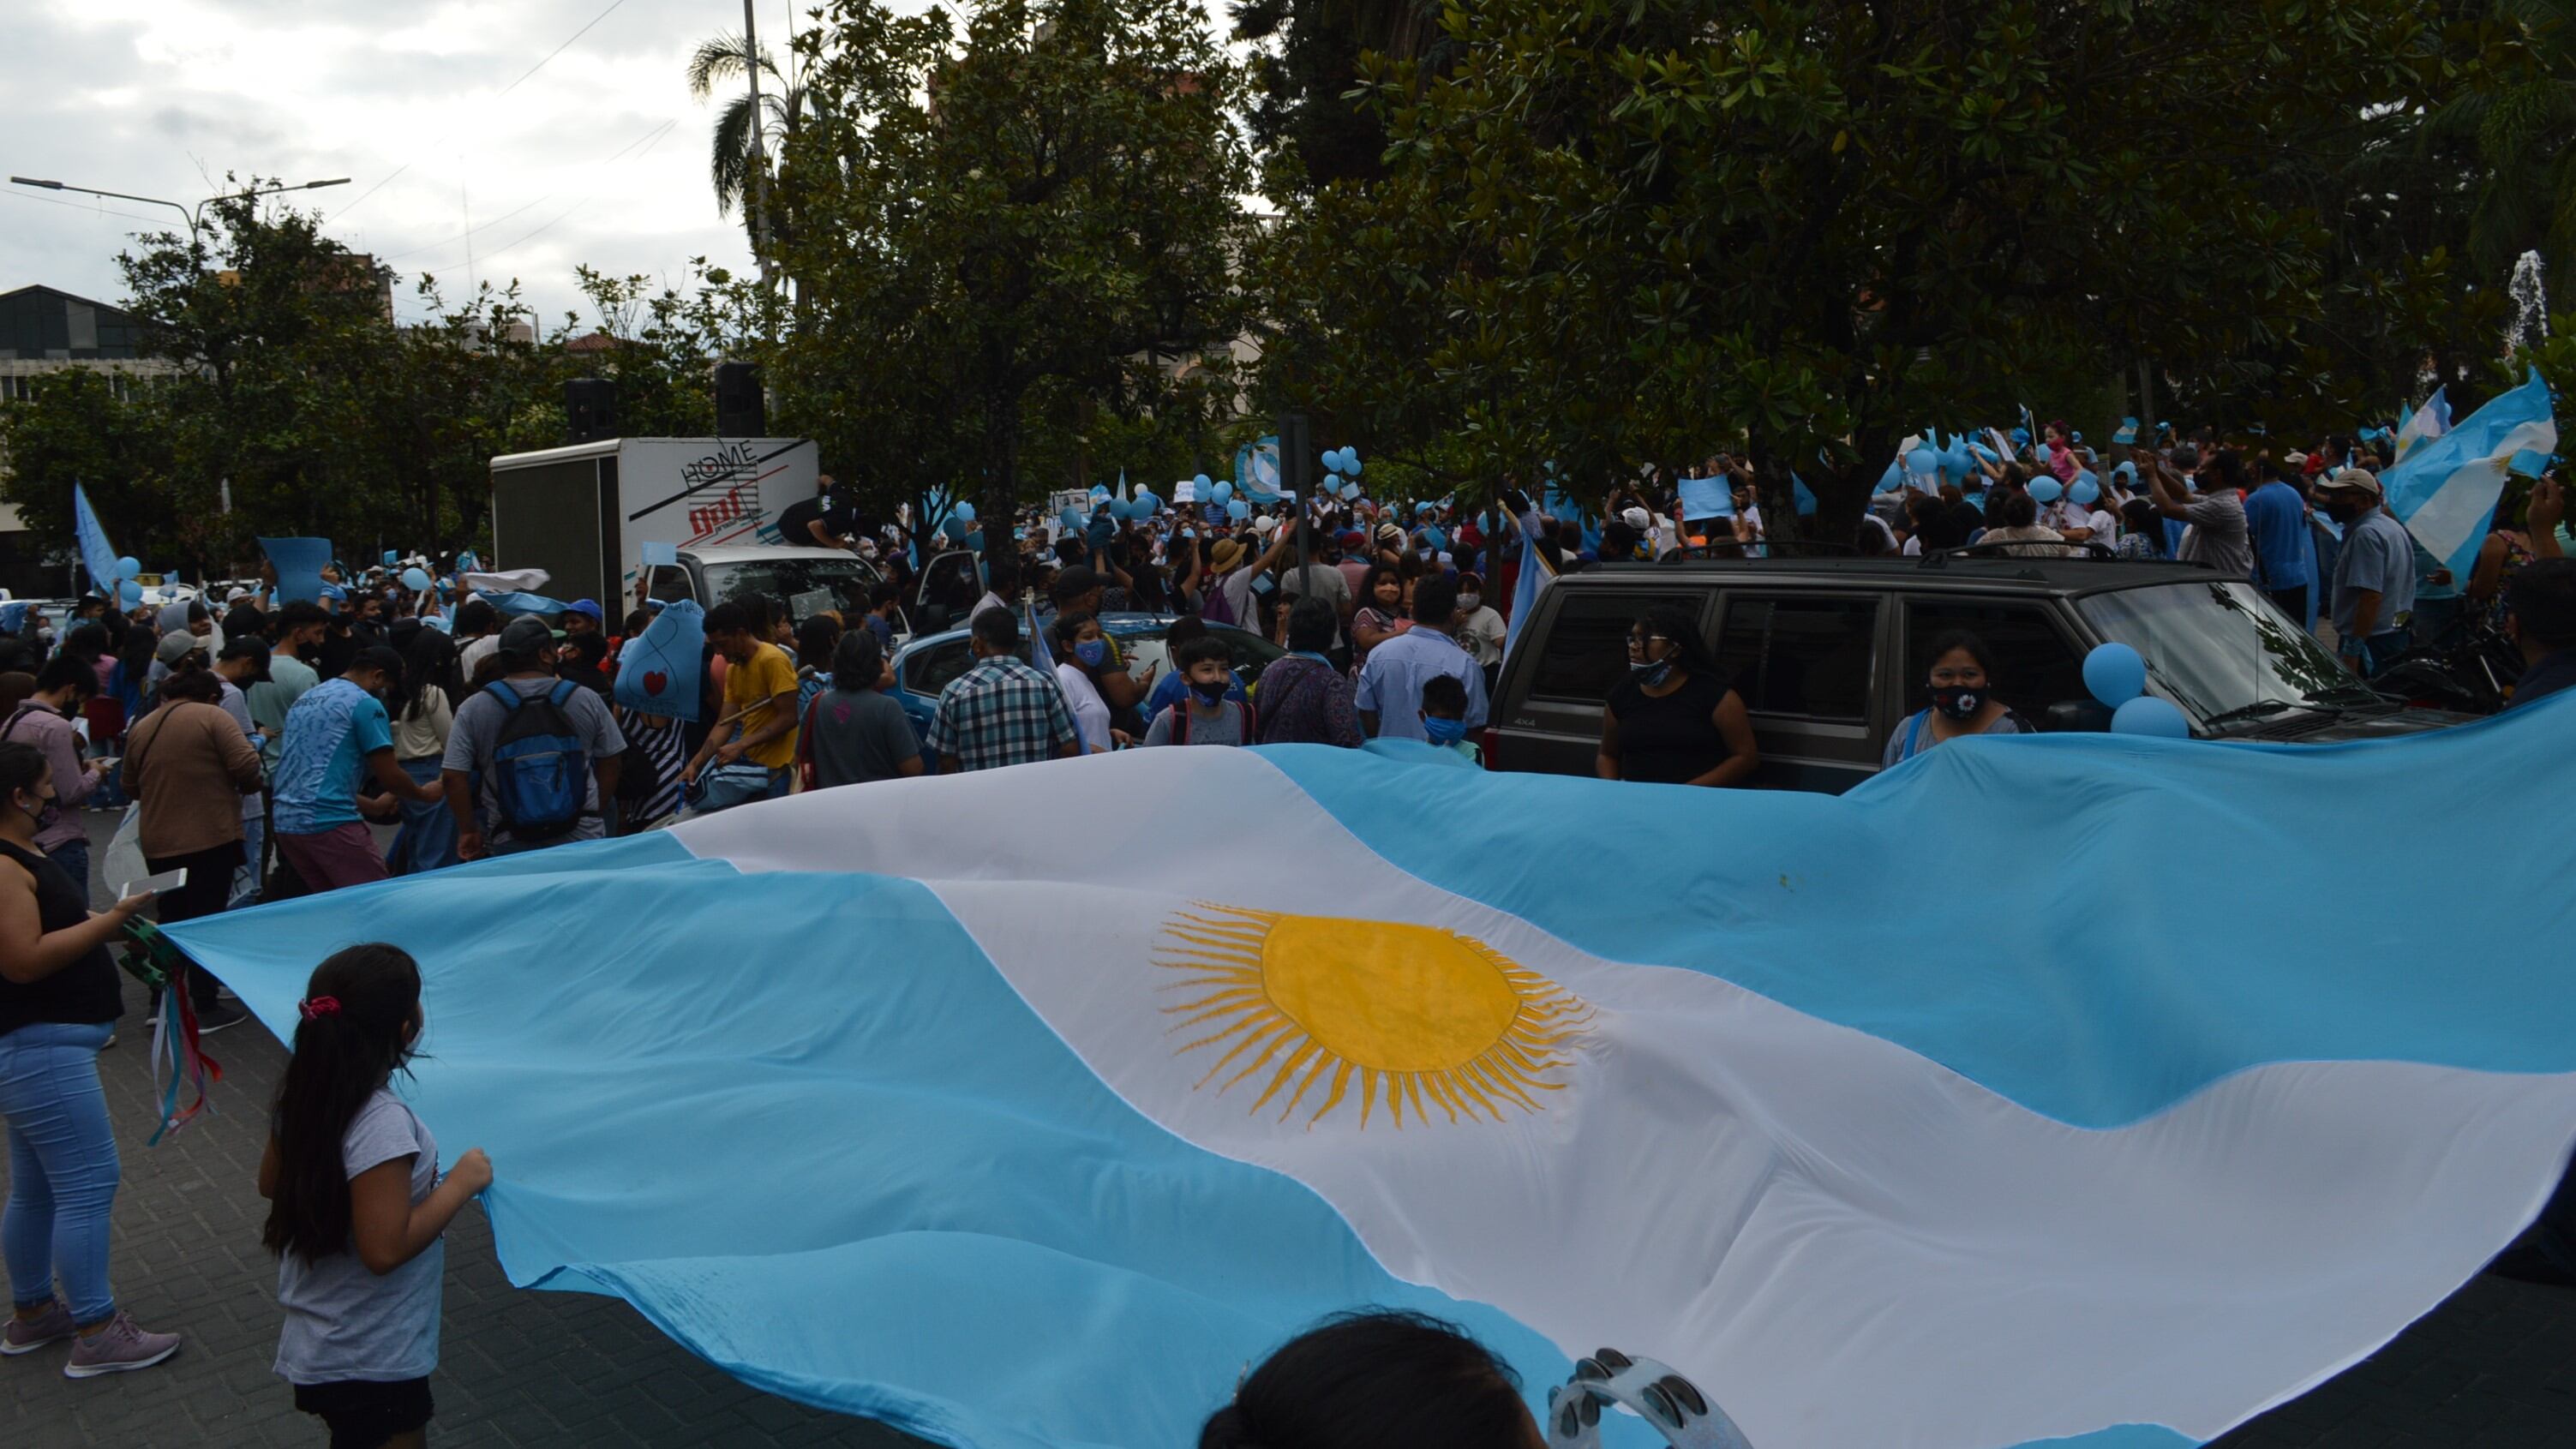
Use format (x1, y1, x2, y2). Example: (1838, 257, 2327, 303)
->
(2, 418, 2573, 1440)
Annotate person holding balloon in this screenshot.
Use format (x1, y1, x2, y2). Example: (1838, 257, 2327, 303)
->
(1881, 632, 2035, 766)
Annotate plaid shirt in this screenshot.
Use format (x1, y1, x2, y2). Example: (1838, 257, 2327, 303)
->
(925, 656, 1080, 771)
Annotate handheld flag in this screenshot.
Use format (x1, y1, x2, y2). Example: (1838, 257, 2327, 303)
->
(1677, 476, 1734, 521)
(258, 536, 335, 606)
(612, 597, 706, 722)
(72, 482, 121, 596)
(1501, 505, 1555, 658)
(2394, 388, 2452, 463)
(2379, 369, 2557, 584)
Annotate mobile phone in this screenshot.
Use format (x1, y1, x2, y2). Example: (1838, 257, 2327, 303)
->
(121, 866, 187, 900)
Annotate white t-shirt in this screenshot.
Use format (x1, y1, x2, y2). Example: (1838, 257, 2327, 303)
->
(970, 591, 1010, 622)
(458, 633, 500, 678)
(1457, 605, 1506, 667)
(1056, 663, 1111, 753)
(1737, 504, 1767, 558)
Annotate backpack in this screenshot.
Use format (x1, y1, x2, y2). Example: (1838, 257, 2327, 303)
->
(1170, 698, 1254, 745)
(483, 680, 591, 840)
(1200, 572, 1240, 627)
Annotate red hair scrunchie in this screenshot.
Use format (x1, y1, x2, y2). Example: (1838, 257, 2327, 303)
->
(298, 996, 342, 1021)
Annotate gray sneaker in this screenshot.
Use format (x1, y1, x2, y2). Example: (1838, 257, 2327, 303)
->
(63, 1312, 180, 1378)
(2, 1300, 75, 1356)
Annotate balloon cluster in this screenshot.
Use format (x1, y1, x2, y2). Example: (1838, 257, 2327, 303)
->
(2083, 642, 2190, 738)
(1322, 446, 1363, 500)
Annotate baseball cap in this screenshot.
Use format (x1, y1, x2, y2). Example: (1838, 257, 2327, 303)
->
(568, 598, 604, 624)
(2315, 467, 2383, 500)
(498, 615, 565, 657)
(1620, 506, 1652, 532)
(154, 631, 205, 666)
(216, 634, 273, 682)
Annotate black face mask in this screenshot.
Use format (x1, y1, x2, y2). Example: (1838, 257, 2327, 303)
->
(1932, 683, 1985, 720)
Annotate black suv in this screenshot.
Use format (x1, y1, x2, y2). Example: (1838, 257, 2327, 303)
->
(1487, 554, 2468, 792)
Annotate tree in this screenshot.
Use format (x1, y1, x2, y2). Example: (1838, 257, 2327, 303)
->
(687, 33, 814, 265)
(2422, 0, 2576, 301)
(1249, 0, 2483, 539)
(0, 369, 179, 578)
(776, 0, 1260, 572)
(1231, 0, 1451, 193)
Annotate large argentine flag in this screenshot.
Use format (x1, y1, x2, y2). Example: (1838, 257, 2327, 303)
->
(167, 704, 2576, 1449)
(2381, 369, 2556, 584)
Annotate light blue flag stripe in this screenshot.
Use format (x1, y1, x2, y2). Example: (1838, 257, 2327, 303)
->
(162, 839, 1609, 1449)
(2378, 370, 2556, 582)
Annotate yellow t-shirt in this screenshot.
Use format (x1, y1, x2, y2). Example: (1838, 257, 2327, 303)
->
(723, 641, 801, 769)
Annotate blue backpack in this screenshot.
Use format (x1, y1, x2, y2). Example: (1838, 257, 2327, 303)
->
(483, 680, 590, 839)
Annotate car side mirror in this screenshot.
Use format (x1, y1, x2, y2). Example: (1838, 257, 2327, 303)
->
(2043, 699, 2112, 733)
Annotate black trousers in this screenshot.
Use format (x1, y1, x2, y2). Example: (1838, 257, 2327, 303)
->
(146, 841, 242, 1010)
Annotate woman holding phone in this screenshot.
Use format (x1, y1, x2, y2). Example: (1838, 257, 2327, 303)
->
(0, 741, 186, 1376)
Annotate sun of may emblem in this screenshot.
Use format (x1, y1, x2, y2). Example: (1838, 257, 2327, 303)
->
(1156, 903, 1591, 1129)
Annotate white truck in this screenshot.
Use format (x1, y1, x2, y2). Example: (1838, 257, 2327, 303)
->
(488, 437, 881, 622)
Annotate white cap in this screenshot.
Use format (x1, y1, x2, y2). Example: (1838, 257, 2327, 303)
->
(1621, 506, 1652, 532)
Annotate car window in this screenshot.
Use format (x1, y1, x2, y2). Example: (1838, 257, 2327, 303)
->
(1713, 596, 1878, 721)
(1530, 593, 1704, 703)
(904, 639, 974, 697)
(2076, 581, 2376, 722)
(701, 558, 883, 624)
(1902, 599, 2087, 720)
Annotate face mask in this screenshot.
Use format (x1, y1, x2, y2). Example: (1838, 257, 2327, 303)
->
(1630, 659, 1674, 687)
(1458, 592, 1483, 612)
(1073, 638, 1109, 668)
(1189, 677, 1231, 704)
(1932, 683, 1984, 720)
(15, 790, 54, 829)
(1422, 716, 1467, 745)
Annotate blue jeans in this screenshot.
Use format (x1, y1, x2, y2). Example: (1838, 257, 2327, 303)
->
(0, 1022, 119, 1322)
(231, 815, 265, 910)
(44, 840, 90, 910)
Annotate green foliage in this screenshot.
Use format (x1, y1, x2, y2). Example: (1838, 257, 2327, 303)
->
(1246, 0, 2503, 535)
(771, 0, 1260, 559)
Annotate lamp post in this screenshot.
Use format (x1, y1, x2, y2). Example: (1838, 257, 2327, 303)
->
(8, 176, 350, 250)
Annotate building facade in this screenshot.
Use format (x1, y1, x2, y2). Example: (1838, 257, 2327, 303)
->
(0, 284, 176, 596)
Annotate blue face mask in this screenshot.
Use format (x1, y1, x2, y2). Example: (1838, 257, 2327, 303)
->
(1073, 638, 1109, 668)
(1422, 716, 1467, 745)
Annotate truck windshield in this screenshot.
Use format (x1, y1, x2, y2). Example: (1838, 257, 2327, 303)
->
(2076, 581, 2381, 723)
(699, 557, 884, 624)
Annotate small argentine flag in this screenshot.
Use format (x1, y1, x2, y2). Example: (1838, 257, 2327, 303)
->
(2393, 387, 2451, 462)
(168, 706, 2576, 1449)
(2381, 370, 2557, 583)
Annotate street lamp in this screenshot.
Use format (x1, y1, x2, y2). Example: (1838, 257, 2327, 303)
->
(8, 176, 350, 247)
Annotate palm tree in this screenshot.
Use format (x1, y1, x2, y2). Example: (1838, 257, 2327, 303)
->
(686, 33, 810, 252)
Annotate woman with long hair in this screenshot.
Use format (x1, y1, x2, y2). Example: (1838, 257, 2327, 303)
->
(385, 632, 463, 875)
(0, 741, 177, 1374)
(1596, 603, 1758, 787)
(260, 943, 489, 1448)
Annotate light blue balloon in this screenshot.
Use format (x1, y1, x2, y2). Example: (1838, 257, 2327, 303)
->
(2111, 695, 2190, 739)
(401, 566, 431, 591)
(1060, 507, 1085, 534)
(2083, 642, 2148, 708)
(942, 516, 970, 542)
(1225, 500, 1250, 522)
(115, 554, 141, 579)
(1089, 484, 1110, 502)
(1213, 482, 1233, 502)
(1193, 473, 1213, 491)
(2028, 478, 2064, 504)
(967, 531, 985, 552)
(1135, 490, 1159, 515)
(117, 579, 142, 606)
(1877, 461, 1905, 494)
(1345, 455, 1361, 477)
(2070, 478, 2100, 506)
(1905, 447, 1938, 475)
(956, 501, 976, 524)
(1341, 482, 1362, 501)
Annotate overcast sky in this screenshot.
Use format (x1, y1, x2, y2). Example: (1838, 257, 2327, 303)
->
(3, 0, 883, 331)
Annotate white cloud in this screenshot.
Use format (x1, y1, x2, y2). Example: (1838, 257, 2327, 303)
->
(3, 0, 788, 328)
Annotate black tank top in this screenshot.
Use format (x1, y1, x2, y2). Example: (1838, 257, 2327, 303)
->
(0, 838, 122, 1036)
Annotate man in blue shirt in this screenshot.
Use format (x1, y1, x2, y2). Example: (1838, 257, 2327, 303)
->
(272, 645, 443, 894)
(1357, 578, 1488, 740)
(2242, 464, 2315, 622)
(2317, 469, 2417, 676)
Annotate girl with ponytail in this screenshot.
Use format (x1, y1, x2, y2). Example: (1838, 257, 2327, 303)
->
(257, 943, 489, 1448)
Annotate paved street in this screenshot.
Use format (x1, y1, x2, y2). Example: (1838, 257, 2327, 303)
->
(3, 814, 2569, 1447)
